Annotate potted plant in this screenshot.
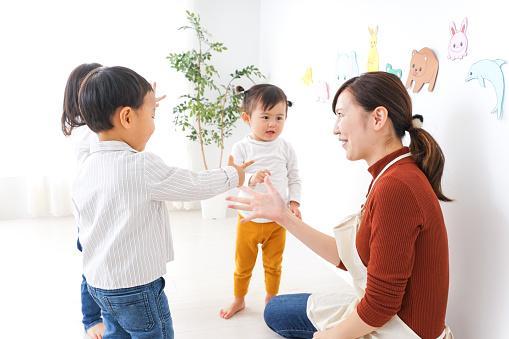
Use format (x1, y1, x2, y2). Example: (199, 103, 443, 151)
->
(167, 10, 263, 218)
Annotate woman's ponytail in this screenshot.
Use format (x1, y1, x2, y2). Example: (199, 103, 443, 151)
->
(408, 126, 452, 202)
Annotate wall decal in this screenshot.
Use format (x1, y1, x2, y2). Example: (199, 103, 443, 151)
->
(466, 59, 506, 119)
(448, 17, 469, 61)
(386, 63, 402, 78)
(337, 51, 359, 83)
(406, 47, 439, 93)
(302, 66, 313, 86)
(368, 26, 379, 72)
(315, 80, 330, 102)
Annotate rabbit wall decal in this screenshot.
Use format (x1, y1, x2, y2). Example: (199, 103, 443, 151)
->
(368, 26, 379, 72)
(448, 17, 469, 60)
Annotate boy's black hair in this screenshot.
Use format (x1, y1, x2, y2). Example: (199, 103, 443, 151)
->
(78, 66, 153, 133)
(61, 63, 102, 136)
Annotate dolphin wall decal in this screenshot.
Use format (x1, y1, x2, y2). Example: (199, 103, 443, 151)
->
(465, 59, 506, 120)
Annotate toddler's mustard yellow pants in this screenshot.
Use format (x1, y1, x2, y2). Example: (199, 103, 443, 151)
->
(234, 215, 286, 297)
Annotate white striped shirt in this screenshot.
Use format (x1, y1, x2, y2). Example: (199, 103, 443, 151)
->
(72, 140, 238, 289)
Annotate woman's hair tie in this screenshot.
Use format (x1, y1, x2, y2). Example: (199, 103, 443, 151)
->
(411, 114, 424, 129)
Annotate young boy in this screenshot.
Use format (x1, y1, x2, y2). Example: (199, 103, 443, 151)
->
(73, 66, 252, 338)
(220, 84, 301, 319)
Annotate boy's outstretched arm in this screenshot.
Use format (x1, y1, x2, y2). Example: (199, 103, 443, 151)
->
(144, 152, 253, 202)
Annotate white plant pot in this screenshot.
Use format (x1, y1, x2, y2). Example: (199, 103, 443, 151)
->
(200, 191, 229, 219)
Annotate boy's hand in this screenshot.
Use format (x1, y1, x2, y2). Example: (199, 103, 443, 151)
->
(289, 201, 301, 219)
(249, 169, 271, 188)
(228, 155, 254, 187)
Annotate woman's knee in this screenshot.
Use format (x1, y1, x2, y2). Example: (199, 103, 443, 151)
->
(264, 295, 282, 328)
(264, 294, 315, 339)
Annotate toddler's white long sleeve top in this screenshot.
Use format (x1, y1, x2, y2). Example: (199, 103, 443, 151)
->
(231, 136, 301, 223)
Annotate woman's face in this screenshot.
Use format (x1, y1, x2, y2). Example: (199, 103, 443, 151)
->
(333, 90, 372, 161)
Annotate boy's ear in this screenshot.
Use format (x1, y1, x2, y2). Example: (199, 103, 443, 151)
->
(241, 112, 250, 123)
(119, 107, 133, 129)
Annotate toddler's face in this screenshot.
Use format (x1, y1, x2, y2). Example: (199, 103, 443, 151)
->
(247, 101, 286, 142)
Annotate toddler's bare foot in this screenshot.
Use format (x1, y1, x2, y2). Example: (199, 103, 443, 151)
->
(265, 294, 276, 305)
(219, 297, 245, 319)
(86, 322, 105, 339)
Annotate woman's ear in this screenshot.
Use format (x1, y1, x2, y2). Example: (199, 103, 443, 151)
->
(371, 106, 389, 131)
(119, 107, 133, 129)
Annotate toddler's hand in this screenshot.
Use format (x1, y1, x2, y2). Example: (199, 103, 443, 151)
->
(228, 155, 254, 187)
(249, 169, 271, 188)
(289, 201, 301, 219)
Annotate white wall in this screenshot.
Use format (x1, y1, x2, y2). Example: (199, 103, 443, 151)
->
(0, 0, 195, 218)
(258, 0, 509, 337)
(0, 0, 196, 177)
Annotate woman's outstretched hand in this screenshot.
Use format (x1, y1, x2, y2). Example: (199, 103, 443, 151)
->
(226, 176, 287, 224)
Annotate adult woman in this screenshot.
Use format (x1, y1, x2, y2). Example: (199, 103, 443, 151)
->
(227, 72, 453, 339)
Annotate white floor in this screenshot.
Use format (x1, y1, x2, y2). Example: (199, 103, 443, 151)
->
(0, 210, 350, 339)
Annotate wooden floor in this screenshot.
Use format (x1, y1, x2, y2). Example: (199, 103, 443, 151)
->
(0, 210, 350, 338)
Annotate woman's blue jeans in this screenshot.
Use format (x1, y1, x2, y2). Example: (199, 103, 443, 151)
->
(264, 293, 317, 338)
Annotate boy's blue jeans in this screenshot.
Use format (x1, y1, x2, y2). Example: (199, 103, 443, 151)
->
(87, 277, 174, 339)
(264, 293, 317, 338)
(78, 238, 103, 331)
(81, 275, 103, 331)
